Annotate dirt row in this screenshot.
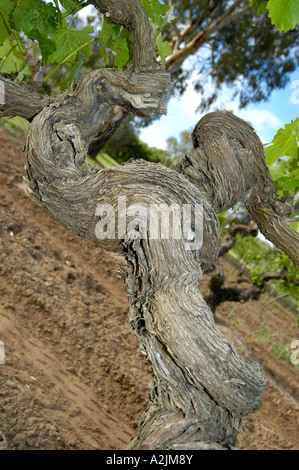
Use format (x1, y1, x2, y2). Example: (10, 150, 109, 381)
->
(0, 126, 298, 450)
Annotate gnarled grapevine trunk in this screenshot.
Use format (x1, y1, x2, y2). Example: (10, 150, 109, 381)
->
(2, 0, 299, 450)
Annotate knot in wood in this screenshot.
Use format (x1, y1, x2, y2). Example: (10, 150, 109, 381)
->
(110, 8, 129, 25)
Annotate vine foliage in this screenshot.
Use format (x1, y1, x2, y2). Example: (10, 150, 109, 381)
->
(0, 0, 173, 89)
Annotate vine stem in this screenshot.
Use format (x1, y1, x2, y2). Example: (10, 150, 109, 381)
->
(259, 293, 289, 323)
(53, 0, 63, 27)
(0, 10, 12, 40)
(13, 31, 25, 56)
(62, 2, 90, 19)
(0, 10, 25, 57)
(0, 44, 18, 73)
(43, 36, 99, 83)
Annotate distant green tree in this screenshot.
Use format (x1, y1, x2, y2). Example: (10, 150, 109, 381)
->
(162, 0, 299, 110)
(101, 119, 170, 164)
(165, 128, 193, 165)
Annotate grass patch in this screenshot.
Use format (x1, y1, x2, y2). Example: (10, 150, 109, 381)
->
(251, 325, 299, 368)
(0, 116, 30, 137)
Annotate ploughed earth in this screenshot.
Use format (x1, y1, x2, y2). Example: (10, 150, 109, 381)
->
(0, 126, 298, 450)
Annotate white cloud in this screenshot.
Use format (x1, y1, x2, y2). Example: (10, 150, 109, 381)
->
(220, 99, 283, 143)
(77, 4, 94, 17)
(139, 121, 170, 149)
(234, 108, 282, 129)
(73, 9, 290, 150)
(139, 80, 204, 149)
(140, 78, 284, 149)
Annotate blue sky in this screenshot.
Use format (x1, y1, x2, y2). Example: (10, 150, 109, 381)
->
(139, 69, 299, 150)
(77, 4, 299, 151)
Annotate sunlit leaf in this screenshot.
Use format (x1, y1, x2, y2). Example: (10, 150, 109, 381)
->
(249, 0, 267, 15)
(0, 0, 15, 43)
(155, 32, 173, 65)
(12, 0, 58, 44)
(60, 53, 84, 90)
(269, 160, 287, 181)
(48, 24, 94, 64)
(265, 119, 299, 165)
(140, 0, 170, 28)
(113, 36, 130, 70)
(0, 39, 26, 73)
(59, 0, 83, 15)
(267, 0, 299, 32)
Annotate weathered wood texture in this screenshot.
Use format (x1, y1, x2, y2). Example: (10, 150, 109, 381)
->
(0, 75, 51, 120)
(173, 112, 299, 266)
(2, 0, 299, 450)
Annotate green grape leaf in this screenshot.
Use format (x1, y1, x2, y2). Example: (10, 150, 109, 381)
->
(0, 39, 26, 73)
(12, 0, 39, 35)
(60, 53, 84, 90)
(269, 160, 288, 181)
(12, 0, 58, 64)
(292, 167, 299, 178)
(48, 24, 94, 64)
(99, 16, 129, 69)
(140, 0, 170, 28)
(16, 63, 32, 82)
(290, 221, 299, 233)
(277, 176, 299, 192)
(38, 2, 59, 37)
(250, 268, 264, 286)
(113, 37, 130, 70)
(266, 0, 299, 32)
(287, 153, 299, 173)
(100, 45, 108, 67)
(100, 16, 121, 46)
(12, 0, 58, 39)
(37, 36, 57, 64)
(249, 0, 267, 15)
(265, 119, 299, 165)
(155, 32, 173, 65)
(163, 4, 176, 25)
(0, 0, 15, 43)
(59, 0, 83, 15)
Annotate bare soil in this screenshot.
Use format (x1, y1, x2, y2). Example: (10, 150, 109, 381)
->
(0, 126, 298, 450)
